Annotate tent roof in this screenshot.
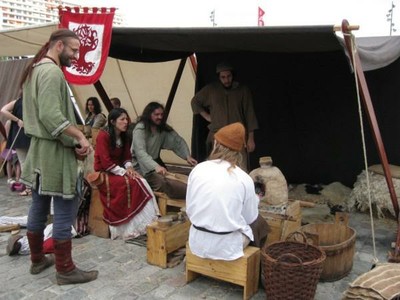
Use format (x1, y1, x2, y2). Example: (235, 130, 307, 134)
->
(0, 23, 58, 57)
(2, 23, 400, 70)
(109, 25, 343, 62)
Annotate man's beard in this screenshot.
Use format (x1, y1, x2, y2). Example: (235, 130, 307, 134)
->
(223, 84, 232, 90)
(220, 81, 232, 90)
(151, 119, 162, 126)
(59, 51, 71, 67)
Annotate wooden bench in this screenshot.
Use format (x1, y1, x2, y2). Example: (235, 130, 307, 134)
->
(154, 192, 185, 216)
(146, 219, 190, 268)
(186, 244, 260, 300)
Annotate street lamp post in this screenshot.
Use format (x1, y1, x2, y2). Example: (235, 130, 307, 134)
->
(210, 9, 217, 27)
(387, 1, 397, 36)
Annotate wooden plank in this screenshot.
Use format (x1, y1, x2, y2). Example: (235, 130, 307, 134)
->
(165, 221, 190, 253)
(146, 223, 168, 268)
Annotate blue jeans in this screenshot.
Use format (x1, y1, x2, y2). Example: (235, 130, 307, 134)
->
(27, 189, 79, 240)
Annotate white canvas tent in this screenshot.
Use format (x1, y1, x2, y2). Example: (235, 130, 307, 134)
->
(0, 23, 196, 165)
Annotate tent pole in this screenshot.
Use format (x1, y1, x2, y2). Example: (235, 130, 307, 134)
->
(341, 19, 400, 261)
(189, 54, 197, 75)
(164, 58, 186, 121)
(94, 80, 113, 112)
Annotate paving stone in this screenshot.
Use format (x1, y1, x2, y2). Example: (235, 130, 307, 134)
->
(25, 290, 59, 300)
(131, 281, 159, 295)
(152, 284, 176, 298)
(0, 290, 26, 300)
(53, 287, 90, 300)
(111, 291, 139, 300)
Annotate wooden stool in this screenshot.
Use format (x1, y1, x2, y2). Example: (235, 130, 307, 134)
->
(88, 187, 110, 238)
(186, 244, 260, 300)
(146, 219, 190, 268)
(154, 192, 185, 216)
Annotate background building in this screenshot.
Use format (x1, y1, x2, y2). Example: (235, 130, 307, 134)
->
(0, 0, 124, 30)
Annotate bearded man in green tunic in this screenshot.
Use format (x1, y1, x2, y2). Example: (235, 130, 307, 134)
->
(20, 29, 98, 285)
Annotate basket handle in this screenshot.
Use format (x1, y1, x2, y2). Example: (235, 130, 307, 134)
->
(274, 253, 304, 270)
(285, 231, 309, 246)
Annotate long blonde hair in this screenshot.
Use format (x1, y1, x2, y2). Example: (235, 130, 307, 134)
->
(208, 141, 242, 173)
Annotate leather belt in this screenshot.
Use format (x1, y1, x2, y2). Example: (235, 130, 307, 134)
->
(193, 224, 233, 235)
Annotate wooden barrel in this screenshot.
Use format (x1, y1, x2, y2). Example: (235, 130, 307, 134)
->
(300, 213, 356, 282)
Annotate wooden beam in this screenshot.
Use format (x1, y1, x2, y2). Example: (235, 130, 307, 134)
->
(94, 80, 113, 112)
(164, 58, 186, 121)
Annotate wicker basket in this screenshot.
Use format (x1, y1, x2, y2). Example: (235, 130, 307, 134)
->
(262, 232, 326, 300)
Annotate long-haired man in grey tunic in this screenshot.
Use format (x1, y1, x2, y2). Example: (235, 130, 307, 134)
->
(131, 102, 197, 199)
(20, 29, 98, 285)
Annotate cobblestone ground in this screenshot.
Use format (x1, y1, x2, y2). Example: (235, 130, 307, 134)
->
(0, 176, 398, 300)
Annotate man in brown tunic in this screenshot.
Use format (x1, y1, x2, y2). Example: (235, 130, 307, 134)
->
(191, 62, 258, 171)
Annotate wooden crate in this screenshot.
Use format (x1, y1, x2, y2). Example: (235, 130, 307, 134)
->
(260, 200, 302, 245)
(146, 219, 190, 268)
(186, 244, 260, 300)
(88, 187, 110, 239)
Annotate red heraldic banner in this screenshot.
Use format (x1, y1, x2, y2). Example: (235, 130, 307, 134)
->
(59, 7, 115, 85)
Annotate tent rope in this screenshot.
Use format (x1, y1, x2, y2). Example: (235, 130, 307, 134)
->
(116, 59, 139, 119)
(345, 31, 379, 265)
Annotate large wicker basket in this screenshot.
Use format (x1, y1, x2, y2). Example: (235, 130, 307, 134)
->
(262, 232, 326, 300)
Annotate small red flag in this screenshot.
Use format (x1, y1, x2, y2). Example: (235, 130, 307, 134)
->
(258, 7, 265, 27)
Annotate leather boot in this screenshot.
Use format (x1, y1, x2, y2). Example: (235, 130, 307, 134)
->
(54, 239, 98, 285)
(56, 267, 99, 285)
(27, 231, 55, 274)
(6, 234, 23, 256)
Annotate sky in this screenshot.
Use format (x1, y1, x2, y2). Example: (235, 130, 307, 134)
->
(82, 0, 397, 37)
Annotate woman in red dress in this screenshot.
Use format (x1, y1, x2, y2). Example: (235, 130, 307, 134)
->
(94, 108, 159, 240)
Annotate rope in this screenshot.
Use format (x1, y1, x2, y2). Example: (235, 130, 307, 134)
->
(116, 59, 138, 119)
(0, 126, 22, 175)
(346, 32, 379, 265)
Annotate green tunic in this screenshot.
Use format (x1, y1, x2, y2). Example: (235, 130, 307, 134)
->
(21, 61, 78, 199)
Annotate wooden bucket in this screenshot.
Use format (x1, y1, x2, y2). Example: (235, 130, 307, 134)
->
(300, 212, 356, 282)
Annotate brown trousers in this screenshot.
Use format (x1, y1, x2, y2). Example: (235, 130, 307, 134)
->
(249, 214, 270, 248)
(145, 172, 187, 199)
